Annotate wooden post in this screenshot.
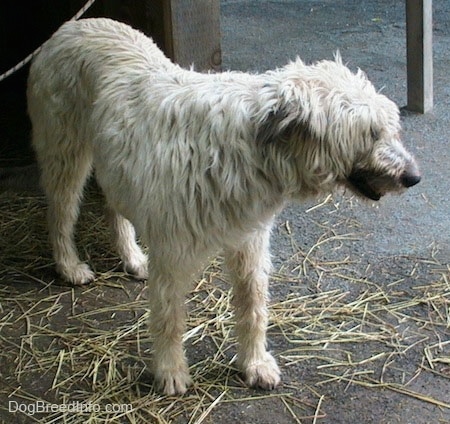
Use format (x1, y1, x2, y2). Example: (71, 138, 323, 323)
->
(91, 0, 222, 72)
(163, 0, 222, 71)
(406, 0, 433, 113)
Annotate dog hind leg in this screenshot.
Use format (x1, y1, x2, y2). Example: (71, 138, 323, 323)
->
(225, 226, 281, 390)
(38, 142, 95, 285)
(105, 206, 148, 279)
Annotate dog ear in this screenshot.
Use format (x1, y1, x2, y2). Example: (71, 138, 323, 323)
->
(256, 109, 284, 144)
(256, 107, 300, 145)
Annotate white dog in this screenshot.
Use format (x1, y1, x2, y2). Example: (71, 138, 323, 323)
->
(28, 18, 420, 395)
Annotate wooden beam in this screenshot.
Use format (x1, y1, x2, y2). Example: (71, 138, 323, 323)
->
(163, 0, 222, 71)
(95, 1, 222, 72)
(406, 0, 433, 113)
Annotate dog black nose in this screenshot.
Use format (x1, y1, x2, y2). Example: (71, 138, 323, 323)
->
(401, 173, 421, 188)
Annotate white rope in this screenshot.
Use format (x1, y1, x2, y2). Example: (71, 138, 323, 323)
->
(0, 0, 97, 83)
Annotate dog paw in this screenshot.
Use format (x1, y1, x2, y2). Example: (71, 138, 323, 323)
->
(57, 262, 95, 286)
(154, 368, 192, 396)
(243, 353, 281, 390)
(123, 253, 148, 280)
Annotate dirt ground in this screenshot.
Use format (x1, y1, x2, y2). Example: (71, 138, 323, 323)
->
(0, 1, 449, 423)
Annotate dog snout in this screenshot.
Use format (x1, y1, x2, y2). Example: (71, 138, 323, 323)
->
(401, 161, 421, 188)
(401, 173, 421, 188)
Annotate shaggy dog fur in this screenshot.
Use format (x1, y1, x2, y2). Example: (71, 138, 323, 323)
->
(27, 18, 421, 395)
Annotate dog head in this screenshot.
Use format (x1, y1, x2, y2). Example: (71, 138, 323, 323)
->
(257, 54, 421, 200)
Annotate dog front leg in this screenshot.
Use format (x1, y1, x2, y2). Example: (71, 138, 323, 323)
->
(148, 265, 192, 396)
(225, 227, 281, 390)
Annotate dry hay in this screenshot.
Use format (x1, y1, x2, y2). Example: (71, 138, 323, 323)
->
(0, 186, 449, 423)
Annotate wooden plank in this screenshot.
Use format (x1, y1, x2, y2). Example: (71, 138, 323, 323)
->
(406, 0, 433, 113)
(163, 0, 222, 71)
(74, 1, 221, 71)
